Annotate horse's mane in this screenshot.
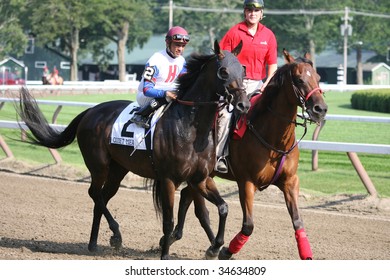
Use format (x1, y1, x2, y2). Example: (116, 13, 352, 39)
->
(249, 56, 312, 118)
(255, 56, 313, 103)
(176, 52, 216, 98)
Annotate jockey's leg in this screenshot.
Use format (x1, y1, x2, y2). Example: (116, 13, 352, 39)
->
(130, 98, 166, 129)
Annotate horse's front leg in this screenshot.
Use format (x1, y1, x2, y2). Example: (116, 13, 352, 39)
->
(163, 185, 216, 256)
(194, 177, 228, 260)
(160, 180, 176, 260)
(282, 175, 313, 260)
(219, 181, 256, 260)
(159, 185, 194, 248)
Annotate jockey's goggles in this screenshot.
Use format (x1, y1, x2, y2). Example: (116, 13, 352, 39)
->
(171, 34, 190, 43)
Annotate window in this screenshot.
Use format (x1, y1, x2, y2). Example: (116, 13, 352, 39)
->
(25, 37, 35, 54)
(35, 61, 47, 68)
(60, 61, 70, 69)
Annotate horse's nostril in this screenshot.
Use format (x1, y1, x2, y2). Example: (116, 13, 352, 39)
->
(314, 105, 328, 115)
(237, 102, 250, 113)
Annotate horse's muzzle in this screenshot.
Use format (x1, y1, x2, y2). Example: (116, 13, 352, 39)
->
(236, 99, 251, 114)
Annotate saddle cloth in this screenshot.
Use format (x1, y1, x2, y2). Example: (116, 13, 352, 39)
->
(110, 102, 164, 150)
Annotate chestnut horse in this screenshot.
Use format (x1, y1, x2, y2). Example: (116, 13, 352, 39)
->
(167, 49, 328, 260)
(16, 40, 250, 260)
(42, 73, 64, 85)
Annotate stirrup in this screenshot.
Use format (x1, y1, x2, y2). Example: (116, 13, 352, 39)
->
(215, 157, 228, 173)
(130, 114, 150, 129)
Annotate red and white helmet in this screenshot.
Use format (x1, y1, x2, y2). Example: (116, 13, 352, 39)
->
(165, 26, 190, 44)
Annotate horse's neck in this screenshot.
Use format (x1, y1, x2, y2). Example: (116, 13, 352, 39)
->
(180, 66, 220, 123)
(253, 87, 297, 146)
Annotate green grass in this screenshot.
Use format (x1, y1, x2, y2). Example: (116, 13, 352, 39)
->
(1, 91, 389, 197)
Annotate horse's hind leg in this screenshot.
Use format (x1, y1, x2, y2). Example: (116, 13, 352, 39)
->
(159, 179, 177, 260)
(282, 176, 313, 260)
(87, 162, 127, 252)
(88, 174, 107, 252)
(101, 163, 128, 250)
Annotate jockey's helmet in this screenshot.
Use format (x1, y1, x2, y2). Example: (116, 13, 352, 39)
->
(165, 26, 190, 45)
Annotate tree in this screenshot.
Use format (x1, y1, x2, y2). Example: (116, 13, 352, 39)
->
(28, 0, 98, 81)
(155, 0, 243, 53)
(0, 0, 28, 58)
(82, 0, 154, 81)
(265, 0, 347, 68)
(325, 1, 390, 84)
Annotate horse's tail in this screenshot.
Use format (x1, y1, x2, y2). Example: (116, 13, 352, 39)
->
(150, 179, 163, 217)
(17, 87, 87, 149)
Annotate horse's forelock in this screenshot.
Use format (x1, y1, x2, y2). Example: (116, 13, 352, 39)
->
(295, 56, 313, 66)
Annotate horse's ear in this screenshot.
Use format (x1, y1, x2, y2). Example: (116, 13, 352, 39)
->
(283, 48, 295, 64)
(231, 40, 243, 57)
(214, 40, 225, 60)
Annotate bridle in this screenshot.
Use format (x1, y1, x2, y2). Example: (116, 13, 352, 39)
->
(176, 55, 245, 107)
(250, 68, 323, 154)
(246, 65, 324, 189)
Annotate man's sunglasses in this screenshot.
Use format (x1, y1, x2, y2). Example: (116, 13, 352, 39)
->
(171, 34, 190, 43)
(244, 3, 263, 9)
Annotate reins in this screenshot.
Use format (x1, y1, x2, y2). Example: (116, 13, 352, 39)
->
(245, 66, 324, 189)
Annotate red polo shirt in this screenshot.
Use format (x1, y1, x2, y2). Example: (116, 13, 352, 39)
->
(220, 21, 277, 81)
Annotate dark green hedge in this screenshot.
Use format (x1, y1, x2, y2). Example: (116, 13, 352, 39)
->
(351, 90, 390, 113)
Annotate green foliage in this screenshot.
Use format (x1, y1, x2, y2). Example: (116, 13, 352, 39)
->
(0, 0, 28, 57)
(160, 0, 243, 52)
(351, 90, 390, 113)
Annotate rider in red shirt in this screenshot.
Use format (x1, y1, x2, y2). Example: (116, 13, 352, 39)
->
(216, 0, 278, 173)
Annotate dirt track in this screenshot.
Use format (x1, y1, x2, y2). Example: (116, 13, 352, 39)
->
(0, 161, 390, 260)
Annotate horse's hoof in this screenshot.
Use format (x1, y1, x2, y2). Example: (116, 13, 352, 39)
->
(159, 234, 176, 250)
(205, 246, 219, 260)
(110, 236, 122, 250)
(88, 243, 98, 252)
(161, 254, 170, 260)
(218, 247, 233, 260)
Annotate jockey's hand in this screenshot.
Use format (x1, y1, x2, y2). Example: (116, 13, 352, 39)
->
(165, 91, 177, 100)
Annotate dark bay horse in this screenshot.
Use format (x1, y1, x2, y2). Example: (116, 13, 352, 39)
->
(167, 49, 328, 260)
(16, 40, 250, 260)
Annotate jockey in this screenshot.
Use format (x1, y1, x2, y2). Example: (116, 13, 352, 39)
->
(131, 26, 190, 129)
(42, 66, 50, 84)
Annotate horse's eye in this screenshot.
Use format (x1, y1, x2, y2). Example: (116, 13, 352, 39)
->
(293, 77, 304, 84)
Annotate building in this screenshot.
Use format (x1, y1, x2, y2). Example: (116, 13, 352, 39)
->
(314, 48, 383, 84)
(362, 63, 390, 85)
(17, 41, 71, 81)
(0, 56, 26, 84)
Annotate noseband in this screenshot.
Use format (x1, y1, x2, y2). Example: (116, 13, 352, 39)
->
(290, 70, 323, 109)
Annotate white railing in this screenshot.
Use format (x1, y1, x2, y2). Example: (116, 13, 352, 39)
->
(1, 96, 389, 196)
(0, 80, 140, 95)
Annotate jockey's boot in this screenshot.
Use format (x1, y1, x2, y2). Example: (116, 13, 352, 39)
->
(131, 98, 164, 129)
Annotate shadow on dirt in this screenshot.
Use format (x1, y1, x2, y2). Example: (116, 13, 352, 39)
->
(0, 236, 182, 259)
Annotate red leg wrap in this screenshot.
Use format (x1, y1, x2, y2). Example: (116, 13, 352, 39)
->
(228, 232, 250, 254)
(295, 228, 313, 260)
